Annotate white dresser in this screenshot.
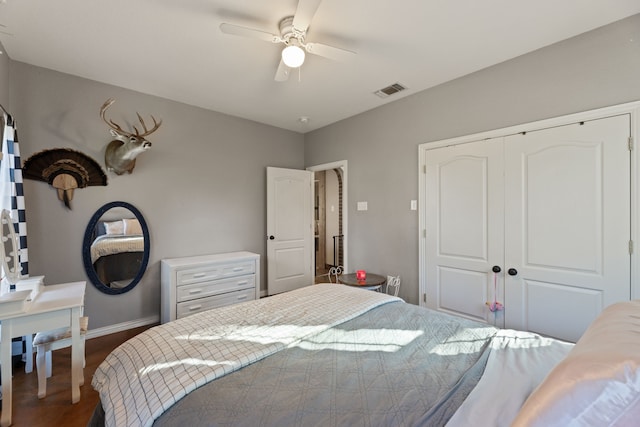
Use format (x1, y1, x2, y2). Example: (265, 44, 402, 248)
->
(160, 251, 260, 323)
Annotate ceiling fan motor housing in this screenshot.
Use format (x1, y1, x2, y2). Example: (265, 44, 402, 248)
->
(279, 16, 305, 46)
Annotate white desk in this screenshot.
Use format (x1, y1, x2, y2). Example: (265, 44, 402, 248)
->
(0, 281, 86, 427)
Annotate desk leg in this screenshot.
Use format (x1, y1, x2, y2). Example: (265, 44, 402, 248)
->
(1, 321, 13, 427)
(70, 308, 81, 404)
(24, 335, 33, 374)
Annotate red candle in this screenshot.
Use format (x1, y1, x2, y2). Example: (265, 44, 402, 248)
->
(356, 270, 366, 281)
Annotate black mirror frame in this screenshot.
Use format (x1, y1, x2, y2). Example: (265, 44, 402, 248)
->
(82, 201, 150, 295)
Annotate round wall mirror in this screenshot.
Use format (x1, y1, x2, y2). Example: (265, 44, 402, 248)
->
(0, 209, 21, 284)
(82, 201, 150, 294)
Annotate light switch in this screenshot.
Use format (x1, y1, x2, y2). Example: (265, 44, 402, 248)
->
(410, 200, 417, 210)
(357, 201, 368, 211)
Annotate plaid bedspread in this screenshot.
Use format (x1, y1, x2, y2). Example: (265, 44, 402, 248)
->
(92, 284, 401, 427)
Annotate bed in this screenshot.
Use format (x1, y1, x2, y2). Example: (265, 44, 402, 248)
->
(90, 218, 144, 287)
(89, 283, 640, 427)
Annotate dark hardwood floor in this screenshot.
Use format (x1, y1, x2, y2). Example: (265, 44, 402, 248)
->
(3, 325, 153, 427)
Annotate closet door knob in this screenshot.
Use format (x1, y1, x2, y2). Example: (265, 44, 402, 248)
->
(491, 266, 501, 273)
(268, 235, 275, 240)
(508, 268, 518, 276)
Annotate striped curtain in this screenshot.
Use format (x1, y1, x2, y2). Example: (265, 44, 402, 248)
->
(1, 112, 29, 287)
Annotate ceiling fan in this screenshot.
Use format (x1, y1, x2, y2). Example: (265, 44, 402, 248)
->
(219, 0, 355, 82)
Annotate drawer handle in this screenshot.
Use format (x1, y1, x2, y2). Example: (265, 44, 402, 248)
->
(189, 288, 202, 294)
(188, 305, 202, 311)
(237, 295, 248, 300)
(232, 267, 244, 272)
(192, 273, 207, 278)
(236, 281, 248, 286)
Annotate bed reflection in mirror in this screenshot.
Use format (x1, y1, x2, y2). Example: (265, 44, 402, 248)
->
(83, 201, 150, 295)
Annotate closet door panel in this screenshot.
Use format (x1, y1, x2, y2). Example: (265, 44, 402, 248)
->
(504, 115, 631, 342)
(425, 140, 504, 325)
(525, 279, 603, 342)
(438, 156, 488, 258)
(525, 144, 601, 272)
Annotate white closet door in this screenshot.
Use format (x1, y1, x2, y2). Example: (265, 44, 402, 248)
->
(503, 115, 631, 342)
(425, 139, 505, 325)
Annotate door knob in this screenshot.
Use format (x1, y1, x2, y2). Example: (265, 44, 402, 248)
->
(508, 268, 518, 276)
(491, 266, 501, 273)
(268, 235, 275, 240)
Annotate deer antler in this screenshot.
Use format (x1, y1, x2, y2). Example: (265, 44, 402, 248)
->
(100, 98, 162, 137)
(133, 112, 162, 137)
(100, 98, 133, 138)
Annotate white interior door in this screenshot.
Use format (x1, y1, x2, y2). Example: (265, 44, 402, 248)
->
(266, 167, 313, 295)
(425, 139, 505, 326)
(504, 115, 631, 342)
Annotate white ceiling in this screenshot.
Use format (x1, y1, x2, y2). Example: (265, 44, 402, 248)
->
(1, 1, 639, 133)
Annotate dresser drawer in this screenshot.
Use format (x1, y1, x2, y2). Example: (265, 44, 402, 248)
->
(161, 252, 260, 324)
(176, 288, 255, 318)
(176, 261, 255, 286)
(176, 275, 255, 303)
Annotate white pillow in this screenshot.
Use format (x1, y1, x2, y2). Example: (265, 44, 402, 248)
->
(512, 300, 640, 427)
(123, 218, 142, 235)
(103, 220, 124, 235)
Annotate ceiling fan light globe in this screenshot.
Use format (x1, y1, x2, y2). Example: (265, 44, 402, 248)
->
(282, 45, 305, 68)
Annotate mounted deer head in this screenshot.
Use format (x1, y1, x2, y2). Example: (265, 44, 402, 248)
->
(100, 98, 162, 175)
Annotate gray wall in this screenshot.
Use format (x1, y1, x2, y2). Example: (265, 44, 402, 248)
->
(0, 41, 8, 107)
(304, 14, 640, 304)
(1, 14, 639, 330)
(8, 63, 303, 330)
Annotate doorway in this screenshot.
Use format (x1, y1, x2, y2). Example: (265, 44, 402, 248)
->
(307, 161, 348, 283)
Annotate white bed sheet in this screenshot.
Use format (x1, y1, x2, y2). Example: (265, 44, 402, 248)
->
(447, 329, 573, 427)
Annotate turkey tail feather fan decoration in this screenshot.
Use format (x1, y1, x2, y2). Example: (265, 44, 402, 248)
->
(23, 148, 107, 209)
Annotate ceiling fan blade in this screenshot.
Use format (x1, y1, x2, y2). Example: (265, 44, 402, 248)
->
(305, 42, 356, 61)
(292, 0, 322, 32)
(274, 59, 291, 82)
(219, 23, 280, 43)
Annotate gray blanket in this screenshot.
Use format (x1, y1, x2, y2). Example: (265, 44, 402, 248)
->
(90, 302, 497, 427)
(90, 301, 496, 426)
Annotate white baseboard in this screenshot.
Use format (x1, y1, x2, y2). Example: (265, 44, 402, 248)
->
(86, 315, 159, 340)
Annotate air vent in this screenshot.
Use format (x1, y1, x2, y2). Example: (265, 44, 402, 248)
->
(374, 82, 407, 98)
